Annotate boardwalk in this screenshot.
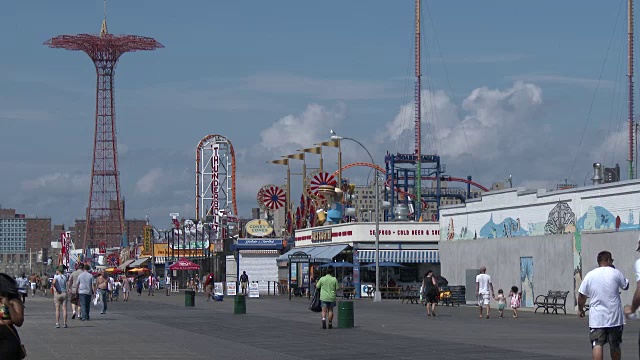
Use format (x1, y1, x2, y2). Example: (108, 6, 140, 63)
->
(17, 291, 638, 359)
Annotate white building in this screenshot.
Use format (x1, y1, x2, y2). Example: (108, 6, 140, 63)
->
(438, 179, 640, 311)
(278, 221, 441, 297)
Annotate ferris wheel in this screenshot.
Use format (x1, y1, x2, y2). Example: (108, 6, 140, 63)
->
(306, 170, 337, 201)
(257, 184, 286, 211)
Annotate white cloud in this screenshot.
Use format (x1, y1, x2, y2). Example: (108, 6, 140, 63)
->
(507, 74, 615, 89)
(384, 81, 543, 160)
(259, 103, 346, 151)
(136, 168, 164, 194)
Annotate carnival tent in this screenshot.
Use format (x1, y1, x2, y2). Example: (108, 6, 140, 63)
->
(169, 258, 200, 271)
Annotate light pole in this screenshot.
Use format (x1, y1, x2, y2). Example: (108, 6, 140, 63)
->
(330, 130, 382, 303)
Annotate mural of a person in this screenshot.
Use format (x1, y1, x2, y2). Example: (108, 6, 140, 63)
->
(447, 218, 454, 240)
(520, 257, 534, 307)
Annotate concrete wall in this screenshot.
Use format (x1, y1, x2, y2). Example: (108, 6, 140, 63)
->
(439, 234, 574, 311)
(581, 230, 640, 308)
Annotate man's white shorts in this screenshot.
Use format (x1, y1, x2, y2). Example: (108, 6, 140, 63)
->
(478, 294, 491, 306)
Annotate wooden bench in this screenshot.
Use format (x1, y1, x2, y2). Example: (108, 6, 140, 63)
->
(534, 290, 570, 314)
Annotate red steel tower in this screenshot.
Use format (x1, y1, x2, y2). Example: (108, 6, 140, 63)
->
(45, 18, 163, 249)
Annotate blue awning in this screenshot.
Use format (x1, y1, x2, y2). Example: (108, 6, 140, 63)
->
(276, 244, 349, 263)
(356, 250, 439, 264)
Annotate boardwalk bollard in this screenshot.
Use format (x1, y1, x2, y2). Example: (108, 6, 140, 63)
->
(338, 301, 354, 328)
(234, 294, 246, 314)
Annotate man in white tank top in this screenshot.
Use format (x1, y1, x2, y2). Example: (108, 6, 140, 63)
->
(475, 266, 494, 319)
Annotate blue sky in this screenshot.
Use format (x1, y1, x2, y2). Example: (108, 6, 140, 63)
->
(0, 0, 635, 227)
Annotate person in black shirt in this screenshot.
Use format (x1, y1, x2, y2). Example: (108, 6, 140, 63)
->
(240, 271, 249, 295)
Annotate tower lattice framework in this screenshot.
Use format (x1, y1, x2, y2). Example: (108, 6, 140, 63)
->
(45, 20, 163, 249)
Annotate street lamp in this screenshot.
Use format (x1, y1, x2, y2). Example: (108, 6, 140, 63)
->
(330, 130, 382, 303)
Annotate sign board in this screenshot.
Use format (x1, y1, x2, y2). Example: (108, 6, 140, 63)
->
(226, 282, 237, 296)
(245, 219, 274, 237)
(142, 226, 153, 256)
(214, 282, 224, 296)
(232, 239, 283, 251)
(249, 282, 259, 298)
(288, 251, 311, 263)
(311, 229, 332, 243)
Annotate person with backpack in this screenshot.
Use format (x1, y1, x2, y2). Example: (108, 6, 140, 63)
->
(51, 266, 68, 328)
(316, 267, 339, 329)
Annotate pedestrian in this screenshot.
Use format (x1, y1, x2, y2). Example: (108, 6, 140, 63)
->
(135, 277, 143, 296)
(67, 263, 83, 319)
(494, 289, 506, 318)
(51, 266, 68, 328)
(121, 276, 130, 302)
(15, 275, 28, 305)
(578, 250, 629, 360)
(509, 286, 521, 318)
(95, 272, 109, 314)
(475, 266, 494, 319)
(147, 274, 155, 296)
(75, 264, 94, 321)
(240, 271, 249, 295)
(316, 266, 339, 329)
(204, 273, 214, 301)
(0, 273, 25, 360)
(422, 270, 439, 317)
(29, 274, 37, 297)
(624, 237, 640, 357)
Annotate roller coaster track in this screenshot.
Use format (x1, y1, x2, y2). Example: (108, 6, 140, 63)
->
(331, 162, 490, 199)
(195, 134, 238, 219)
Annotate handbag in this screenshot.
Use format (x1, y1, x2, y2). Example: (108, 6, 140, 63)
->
(309, 289, 321, 312)
(4, 324, 26, 359)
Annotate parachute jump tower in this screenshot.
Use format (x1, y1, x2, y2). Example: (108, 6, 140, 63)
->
(45, 5, 163, 249)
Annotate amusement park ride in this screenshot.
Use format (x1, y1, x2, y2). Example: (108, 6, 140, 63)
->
(259, 0, 489, 233)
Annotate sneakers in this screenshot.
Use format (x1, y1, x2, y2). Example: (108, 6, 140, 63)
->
(63, 324, 68, 328)
(55, 323, 60, 328)
(72, 312, 76, 320)
(322, 319, 326, 329)
(328, 323, 333, 329)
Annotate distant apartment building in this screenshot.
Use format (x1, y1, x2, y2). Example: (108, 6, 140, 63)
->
(352, 181, 384, 222)
(26, 217, 52, 252)
(0, 209, 26, 254)
(73, 218, 146, 249)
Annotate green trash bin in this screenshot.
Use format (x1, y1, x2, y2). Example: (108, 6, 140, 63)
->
(234, 294, 246, 314)
(185, 290, 196, 307)
(338, 301, 354, 328)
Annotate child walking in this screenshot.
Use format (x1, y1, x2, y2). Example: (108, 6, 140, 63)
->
(494, 289, 507, 318)
(509, 286, 522, 318)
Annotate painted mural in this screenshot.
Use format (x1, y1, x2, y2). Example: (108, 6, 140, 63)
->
(442, 203, 640, 241)
(573, 232, 582, 309)
(520, 257, 534, 307)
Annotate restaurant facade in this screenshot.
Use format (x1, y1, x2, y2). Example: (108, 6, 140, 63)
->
(278, 221, 441, 298)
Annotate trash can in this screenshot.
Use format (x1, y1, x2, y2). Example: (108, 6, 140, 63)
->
(338, 301, 354, 328)
(234, 294, 246, 314)
(185, 290, 196, 307)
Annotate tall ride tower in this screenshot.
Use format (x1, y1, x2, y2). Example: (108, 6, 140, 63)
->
(45, 10, 163, 249)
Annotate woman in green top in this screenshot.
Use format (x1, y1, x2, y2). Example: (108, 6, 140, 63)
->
(316, 267, 339, 329)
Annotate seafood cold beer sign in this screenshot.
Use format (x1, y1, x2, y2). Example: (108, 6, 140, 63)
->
(244, 219, 274, 237)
